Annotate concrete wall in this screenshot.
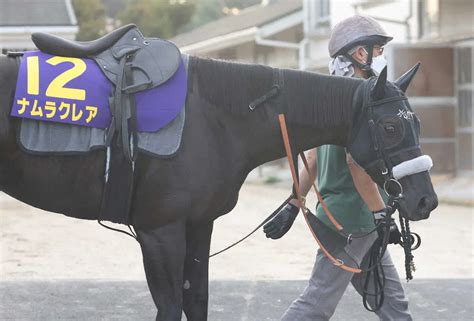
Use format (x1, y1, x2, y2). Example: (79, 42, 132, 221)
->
(439, 0, 474, 41)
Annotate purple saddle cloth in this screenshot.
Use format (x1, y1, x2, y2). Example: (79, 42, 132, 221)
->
(11, 51, 187, 132)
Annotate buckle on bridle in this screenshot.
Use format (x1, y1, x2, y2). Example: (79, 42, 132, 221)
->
(383, 178, 403, 198)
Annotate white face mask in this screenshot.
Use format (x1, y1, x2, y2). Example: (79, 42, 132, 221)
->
(362, 47, 387, 76)
(370, 55, 387, 76)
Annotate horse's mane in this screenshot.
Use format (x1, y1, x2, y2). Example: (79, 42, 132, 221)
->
(190, 56, 274, 115)
(190, 56, 362, 128)
(282, 67, 362, 128)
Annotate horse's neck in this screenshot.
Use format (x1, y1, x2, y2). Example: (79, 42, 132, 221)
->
(190, 57, 361, 170)
(245, 69, 362, 167)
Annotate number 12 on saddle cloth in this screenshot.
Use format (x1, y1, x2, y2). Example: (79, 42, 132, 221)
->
(12, 51, 111, 128)
(11, 50, 187, 133)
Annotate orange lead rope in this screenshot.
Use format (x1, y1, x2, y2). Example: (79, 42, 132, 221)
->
(299, 152, 344, 232)
(278, 114, 362, 273)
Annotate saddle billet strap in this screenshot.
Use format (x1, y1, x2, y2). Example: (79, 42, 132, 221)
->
(106, 53, 136, 162)
(121, 59, 133, 161)
(124, 61, 138, 162)
(112, 56, 132, 160)
(105, 96, 116, 146)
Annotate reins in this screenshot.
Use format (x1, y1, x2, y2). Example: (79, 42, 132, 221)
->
(278, 114, 395, 274)
(279, 113, 404, 312)
(209, 195, 292, 258)
(280, 114, 359, 272)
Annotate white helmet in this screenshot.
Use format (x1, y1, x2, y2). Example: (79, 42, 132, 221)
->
(328, 15, 393, 58)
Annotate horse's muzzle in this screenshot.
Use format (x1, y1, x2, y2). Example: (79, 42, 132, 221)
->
(417, 194, 438, 219)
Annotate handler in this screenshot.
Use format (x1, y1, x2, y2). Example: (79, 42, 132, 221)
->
(263, 15, 412, 321)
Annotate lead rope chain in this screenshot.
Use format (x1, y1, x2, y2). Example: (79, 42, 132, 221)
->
(400, 216, 415, 281)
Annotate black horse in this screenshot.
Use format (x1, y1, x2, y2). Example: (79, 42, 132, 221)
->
(0, 53, 437, 320)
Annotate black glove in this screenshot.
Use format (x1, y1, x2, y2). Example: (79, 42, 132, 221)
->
(387, 219, 402, 244)
(373, 208, 401, 245)
(263, 202, 299, 239)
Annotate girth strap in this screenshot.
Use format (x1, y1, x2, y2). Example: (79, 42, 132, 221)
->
(106, 54, 138, 161)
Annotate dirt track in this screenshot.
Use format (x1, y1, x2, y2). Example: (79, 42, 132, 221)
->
(1, 182, 472, 282)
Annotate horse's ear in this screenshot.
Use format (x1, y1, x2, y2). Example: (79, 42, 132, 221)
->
(371, 66, 387, 100)
(395, 62, 421, 93)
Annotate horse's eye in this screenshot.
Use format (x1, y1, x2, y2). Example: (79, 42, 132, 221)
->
(385, 125, 396, 133)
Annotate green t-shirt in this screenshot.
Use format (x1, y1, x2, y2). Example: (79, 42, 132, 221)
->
(315, 145, 387, 234)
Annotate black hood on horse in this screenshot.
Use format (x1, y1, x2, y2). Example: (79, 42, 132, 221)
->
(348, 65, 437, 220)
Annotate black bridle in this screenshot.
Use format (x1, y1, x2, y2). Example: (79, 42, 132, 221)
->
(352, 81, 421, 311)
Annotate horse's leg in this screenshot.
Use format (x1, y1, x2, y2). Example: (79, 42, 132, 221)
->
(136, 218, 186, 321)
(182, 220, 214, 321)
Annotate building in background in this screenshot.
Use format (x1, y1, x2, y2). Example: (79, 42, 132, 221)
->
(0, 0, 471, 176)
(173, 0, 473, 176)
(172, 1, 304, 68)
(304, 0, 473, 176)
(0, 0, 78, 53)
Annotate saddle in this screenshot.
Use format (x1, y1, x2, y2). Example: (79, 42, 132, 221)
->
(31, 25, 184, 225)
(32, 24, 182, 160)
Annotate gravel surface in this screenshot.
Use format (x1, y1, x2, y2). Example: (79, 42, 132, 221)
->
(1, 183, 472, 281)
(1, 182, 473, 320)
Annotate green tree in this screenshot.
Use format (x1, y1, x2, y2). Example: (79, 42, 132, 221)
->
(118, 0, 195, 38)
(181, 0, 260, 32)
(181, 0, 221, 31)
(72, 0, 106, 41)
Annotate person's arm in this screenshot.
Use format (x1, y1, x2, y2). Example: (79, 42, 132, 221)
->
(289, 148, 317, 207)
(346, 153, 385, 212)
(263, 149, 317, 239)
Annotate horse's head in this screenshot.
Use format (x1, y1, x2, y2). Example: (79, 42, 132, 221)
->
(347, 64, 438, 221)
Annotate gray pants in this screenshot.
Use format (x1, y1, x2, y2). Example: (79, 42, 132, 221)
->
(281, 232, 412, 321)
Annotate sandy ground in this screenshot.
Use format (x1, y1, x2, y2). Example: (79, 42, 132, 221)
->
(1, 182, 473, 282)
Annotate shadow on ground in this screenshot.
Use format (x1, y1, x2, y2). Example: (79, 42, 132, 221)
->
(0, 279, 471, 320)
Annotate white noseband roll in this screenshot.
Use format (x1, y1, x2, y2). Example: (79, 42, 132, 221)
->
(392, 155, 433, 180)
